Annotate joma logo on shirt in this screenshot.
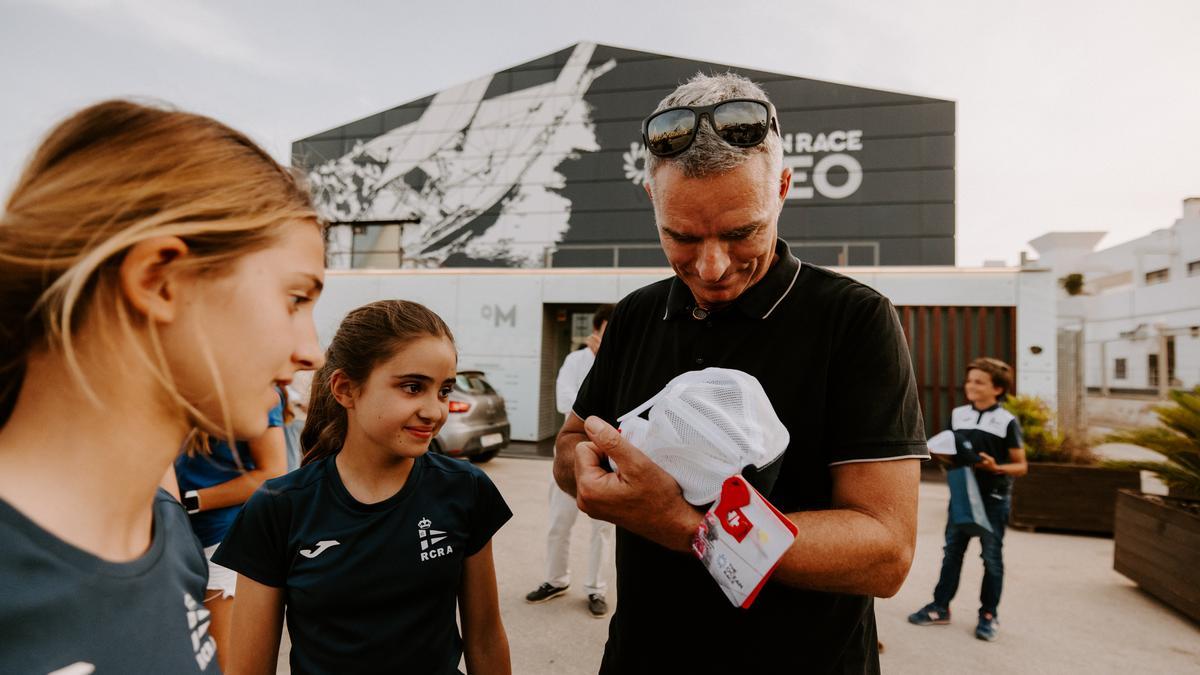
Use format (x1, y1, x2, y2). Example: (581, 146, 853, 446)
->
(299, 540, 341, 558)
(417, 516, 452, 562)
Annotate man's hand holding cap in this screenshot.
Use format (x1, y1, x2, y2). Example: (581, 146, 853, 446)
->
(575, 416, 704, 553)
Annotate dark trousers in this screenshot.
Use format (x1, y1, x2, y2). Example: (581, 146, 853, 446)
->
(932, 493, 1010, 617)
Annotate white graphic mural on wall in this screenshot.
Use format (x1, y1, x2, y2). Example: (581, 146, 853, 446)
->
(310, 42, 616, 268)
(622, 141, 647, 186)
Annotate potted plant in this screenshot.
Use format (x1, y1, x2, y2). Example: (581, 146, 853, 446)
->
(1005, 395, 1140, 534)
(1104, 387, 1200, 623)
(1059, 272, 1085, 296)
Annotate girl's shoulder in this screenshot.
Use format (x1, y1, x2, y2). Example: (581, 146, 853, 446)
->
(421, 452, 493, 482)
(244, 458, 329, 515)
(266, 456, 329, 491)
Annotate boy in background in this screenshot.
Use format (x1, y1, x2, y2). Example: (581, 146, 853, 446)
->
(908, 357, 1027, 641)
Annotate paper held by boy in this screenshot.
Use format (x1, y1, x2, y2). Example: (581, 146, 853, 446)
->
(927, 430, 958, 456)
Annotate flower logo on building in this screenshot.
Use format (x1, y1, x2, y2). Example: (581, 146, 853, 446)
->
(622, 141, 647, 186)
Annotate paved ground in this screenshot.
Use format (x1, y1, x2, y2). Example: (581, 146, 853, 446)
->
(278, 455, 1200, 673)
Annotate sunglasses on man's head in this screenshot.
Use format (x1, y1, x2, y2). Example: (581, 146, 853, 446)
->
(641, 99, 778, 158)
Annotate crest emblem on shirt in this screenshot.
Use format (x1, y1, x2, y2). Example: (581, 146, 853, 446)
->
(417, 516, 453, 562)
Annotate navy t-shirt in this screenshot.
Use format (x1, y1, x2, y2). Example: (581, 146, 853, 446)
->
(175, 400, 284, 547)
(0, 489, 218, 673)
(213, 452, 511, 675)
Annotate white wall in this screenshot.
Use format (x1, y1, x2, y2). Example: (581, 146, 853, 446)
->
(1030, 203, 1200, 391)
(314, 267, 1052, 441)
(1016, 270, 1058, 409)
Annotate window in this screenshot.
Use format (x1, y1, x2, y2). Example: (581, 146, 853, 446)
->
(792, 241, 880, 266)
(1144, 268, 1170, 285)
(1148, 341, 1178, 387)
(455, 373, 496, 395)
(1189, 260, 1200, 276)
(1114, 358, 1127, 380)
(1091, 270, 1133, 293)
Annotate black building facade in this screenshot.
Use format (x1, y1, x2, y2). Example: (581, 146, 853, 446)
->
(293, 42, 955, 268)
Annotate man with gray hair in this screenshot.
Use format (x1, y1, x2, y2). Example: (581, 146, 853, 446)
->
(555, 72, 927, 673)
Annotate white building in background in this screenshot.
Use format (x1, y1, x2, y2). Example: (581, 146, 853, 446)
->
(1028, 198, 1200, 393)
(314, 266, 1057, 442)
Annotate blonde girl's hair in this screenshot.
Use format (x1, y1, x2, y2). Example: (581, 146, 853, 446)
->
(301, 300, 454, 467)
(0, 99, 321, 431)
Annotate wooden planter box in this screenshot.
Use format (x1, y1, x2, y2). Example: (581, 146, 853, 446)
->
(1113, 490, 1200, 624)
(1009, 463, 1141, 534)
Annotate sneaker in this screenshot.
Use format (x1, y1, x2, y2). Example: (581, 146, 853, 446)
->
(975, 613, 999, 641)
(524, 582, 569, 604)
(587, 594, 609, 618)
(907, 603, 951, 626)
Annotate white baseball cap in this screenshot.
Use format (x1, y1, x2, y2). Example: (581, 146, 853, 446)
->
(618, 368, 789, 505)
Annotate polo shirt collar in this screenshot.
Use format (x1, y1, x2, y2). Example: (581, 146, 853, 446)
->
(663, 238, 801, 321)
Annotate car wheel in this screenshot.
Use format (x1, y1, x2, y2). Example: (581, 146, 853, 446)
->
(470, 448, 499, 463)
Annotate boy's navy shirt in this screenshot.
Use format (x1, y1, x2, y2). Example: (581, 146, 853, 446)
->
(949, 402, 1024, 495)
(213, 451, 511, 675)
(0, 489, 217, 673)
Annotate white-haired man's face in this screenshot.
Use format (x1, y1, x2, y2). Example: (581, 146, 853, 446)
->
(645, 156, 791, 310)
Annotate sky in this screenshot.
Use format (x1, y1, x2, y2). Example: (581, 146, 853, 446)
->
(2, 0, 1197, 266)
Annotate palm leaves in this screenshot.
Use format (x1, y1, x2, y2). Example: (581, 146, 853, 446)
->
(1105, 387, 1200, 496)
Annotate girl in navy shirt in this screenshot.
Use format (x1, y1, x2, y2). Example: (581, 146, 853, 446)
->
(215, 300, 512, 674)
(0, 100, 326, 673)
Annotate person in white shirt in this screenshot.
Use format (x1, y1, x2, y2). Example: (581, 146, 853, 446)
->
(526, 305, 615, 618)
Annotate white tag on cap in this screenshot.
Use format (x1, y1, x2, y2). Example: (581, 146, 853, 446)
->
(691, 475, 798, 608)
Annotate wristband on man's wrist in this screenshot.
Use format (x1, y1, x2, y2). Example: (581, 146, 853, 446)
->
(690, 514, 715, 560)
(183, 490, 201, 514)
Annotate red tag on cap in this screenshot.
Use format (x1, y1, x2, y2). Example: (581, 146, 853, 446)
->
(694, 475, 799, 609)
(716, 478, 753, 542)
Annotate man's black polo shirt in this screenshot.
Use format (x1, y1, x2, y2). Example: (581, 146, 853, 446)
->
(573, 239, 927, 675)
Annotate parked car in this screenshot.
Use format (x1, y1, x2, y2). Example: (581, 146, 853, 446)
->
(432, 370, 510, 463)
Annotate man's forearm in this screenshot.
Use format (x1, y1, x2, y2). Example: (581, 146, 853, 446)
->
(552, 430, 587, 497)
(602, 498, 912, 597)
(770, 507, 915, 598)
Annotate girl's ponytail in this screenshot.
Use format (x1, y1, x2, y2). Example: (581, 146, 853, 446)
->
(299, 362, 348, 467)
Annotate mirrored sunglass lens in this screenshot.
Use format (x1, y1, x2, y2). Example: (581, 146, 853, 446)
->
(646, 109, 697, 155)
(713, 101, 769, 145)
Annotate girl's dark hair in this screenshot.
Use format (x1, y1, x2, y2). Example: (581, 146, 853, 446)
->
(300, 300, 454, 466)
